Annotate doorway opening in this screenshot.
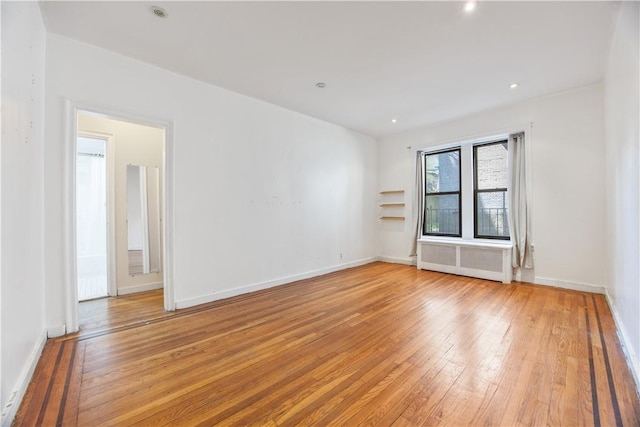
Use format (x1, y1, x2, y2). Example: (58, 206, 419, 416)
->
(65, 102, 175, 335)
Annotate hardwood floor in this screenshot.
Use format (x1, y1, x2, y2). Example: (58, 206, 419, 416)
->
(76, 288, 168, 337)
(15, 262, 640, 426)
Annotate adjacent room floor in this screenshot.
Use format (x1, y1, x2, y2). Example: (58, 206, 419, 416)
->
(15, 262, 640, 425)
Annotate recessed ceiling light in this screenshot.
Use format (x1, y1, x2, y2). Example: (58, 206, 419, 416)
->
(509, 82, 519, 89)
(464, 1, 477, 12)
(315, 82, 326, 88)
(391, 118, 397, 123)
(151, 6, 168, 19)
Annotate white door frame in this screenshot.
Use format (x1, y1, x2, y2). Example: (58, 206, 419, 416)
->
(64, 100, 175, 333)
(76, 130, 117, 298)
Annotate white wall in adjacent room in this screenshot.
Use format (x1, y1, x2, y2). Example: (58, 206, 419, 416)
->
(378, 83, 607, 292)
(604, 1, 640, 384)
(1, 1, 47, 423)
(45, 34, 378, 327)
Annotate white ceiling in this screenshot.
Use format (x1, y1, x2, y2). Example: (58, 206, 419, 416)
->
(39, 1, 617, 137)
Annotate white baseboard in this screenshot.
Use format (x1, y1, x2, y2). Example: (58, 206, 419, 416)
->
(530, 276, 605, 294)
(1, 330, 47, 427)
(378, 256, 416, 266)
(175, 257, 378, 309)
(117, 281, 163, 296)
(604, 289, 640, 394)
(47, 324, 66, 338)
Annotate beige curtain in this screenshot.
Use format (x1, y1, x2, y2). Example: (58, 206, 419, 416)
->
(410, 152, 424, 257)
(509, 132, 533, 268)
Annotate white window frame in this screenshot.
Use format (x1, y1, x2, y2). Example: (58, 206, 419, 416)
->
(420, 132, 515, 244)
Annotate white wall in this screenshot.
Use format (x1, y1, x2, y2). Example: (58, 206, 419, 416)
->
(1, 1, 47, 423)
(604, 1, 640, 384)
(45, 34, 378, 326)
(379, 83, 607, 292)
(78, 114, 164, 294)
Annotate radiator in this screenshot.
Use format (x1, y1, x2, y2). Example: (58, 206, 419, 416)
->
(417, 239, 513, 283)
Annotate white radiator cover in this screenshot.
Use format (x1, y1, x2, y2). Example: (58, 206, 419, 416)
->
(417, 238, 513, 283)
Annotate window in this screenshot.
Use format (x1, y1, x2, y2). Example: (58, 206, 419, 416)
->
(474, 141, 509, 239)
(420, 136, 512, 241)
(423, 149, 461, 237)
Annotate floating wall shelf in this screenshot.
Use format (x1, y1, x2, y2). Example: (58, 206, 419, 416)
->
(379, 190, 405, 220)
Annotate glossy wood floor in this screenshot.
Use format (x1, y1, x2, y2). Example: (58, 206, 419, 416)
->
(15, 262, 640, 426)
(76, 288, 169, 337)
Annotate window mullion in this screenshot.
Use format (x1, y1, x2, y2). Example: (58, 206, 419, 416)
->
(460, 144, 474, 239)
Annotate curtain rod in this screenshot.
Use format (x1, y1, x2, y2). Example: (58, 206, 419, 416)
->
(77, 152, 105, 158)
(416, 122, 533, 153)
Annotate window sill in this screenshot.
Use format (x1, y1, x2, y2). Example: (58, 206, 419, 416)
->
(418, 236, 512, 250)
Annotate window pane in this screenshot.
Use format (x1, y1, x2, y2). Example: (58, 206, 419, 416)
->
(476, 191, 509, 237)
(424, 194, 460, 235)
(425, 150, 460, 193)
(476, 142, 508, 189)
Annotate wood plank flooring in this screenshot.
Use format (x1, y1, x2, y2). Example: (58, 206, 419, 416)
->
(76, 288, 169, 337)
(14, 262, 640, 426)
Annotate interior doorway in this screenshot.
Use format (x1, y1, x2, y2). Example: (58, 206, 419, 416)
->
(76, 112, 164, 297)
(64, 103, 175, 334)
